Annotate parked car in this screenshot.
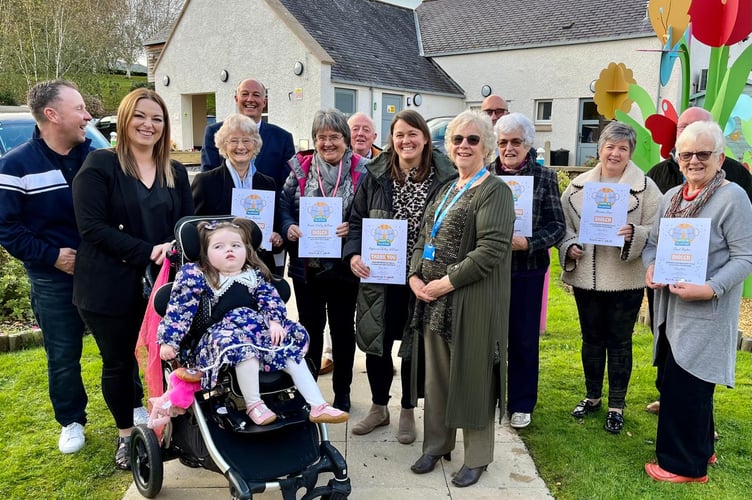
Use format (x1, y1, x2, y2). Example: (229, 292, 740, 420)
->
(427, 116, 453, 153)
(94, 115, 117, 139)
(0, 107, 110, 157)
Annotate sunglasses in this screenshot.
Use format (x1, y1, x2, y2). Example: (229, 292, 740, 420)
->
(497, 138, 524, 148)
(483, 108, 508, 117)
(451, 134, 481, 146)
(677, 151, 714, 162)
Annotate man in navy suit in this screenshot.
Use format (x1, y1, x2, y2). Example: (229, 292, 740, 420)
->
(201, 79, 295, 191)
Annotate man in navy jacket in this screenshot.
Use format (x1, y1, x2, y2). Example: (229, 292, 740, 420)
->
(200, 78, 295, 191)
(0, 80, 93, 454)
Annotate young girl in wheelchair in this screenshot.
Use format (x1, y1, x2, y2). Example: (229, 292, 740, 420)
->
(157, 218, 348, 426)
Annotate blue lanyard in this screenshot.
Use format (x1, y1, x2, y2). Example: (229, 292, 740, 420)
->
(430, 168, 485, 239)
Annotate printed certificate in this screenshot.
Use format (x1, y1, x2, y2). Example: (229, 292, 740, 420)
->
(499, 175, 534, 237)
(360, 218, 408, 285)
(231, 188, 276, 251)
(298, 197, 343, 258)
(652, 217, 711, 285)
(578, 182, 630, 247)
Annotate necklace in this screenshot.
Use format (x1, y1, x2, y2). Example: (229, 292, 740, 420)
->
(682, 184, 700, 201)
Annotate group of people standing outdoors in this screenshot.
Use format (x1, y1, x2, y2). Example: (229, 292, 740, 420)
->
(0, 77, 750, 487)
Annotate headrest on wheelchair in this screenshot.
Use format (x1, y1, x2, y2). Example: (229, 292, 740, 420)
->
(174, 215, 263, 263)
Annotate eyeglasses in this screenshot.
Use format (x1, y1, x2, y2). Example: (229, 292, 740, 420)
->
(315, 133, 344, 143)
(226, 138, 253, 146)
(451, 134, 481, 146)
(497, 138, 524, 148)
(483, 108, 508, 117)
(677, 151, 714, 162)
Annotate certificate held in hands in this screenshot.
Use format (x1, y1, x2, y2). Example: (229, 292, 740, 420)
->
(652, 217, 711, 285)
(578, 182, 630, 247)
(360, 218, 408, 285)
(298, 196, 343, 258)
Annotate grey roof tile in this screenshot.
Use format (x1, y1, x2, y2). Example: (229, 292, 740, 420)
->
(417, 0, 654, 55)
(278, 0, 464, 95)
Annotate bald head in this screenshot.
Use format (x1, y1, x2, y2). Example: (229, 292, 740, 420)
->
(481, 94, 509, 125)
(234, 79, 267, 122)
(348, 112, 377, 157)
(676, 107, 713, 138)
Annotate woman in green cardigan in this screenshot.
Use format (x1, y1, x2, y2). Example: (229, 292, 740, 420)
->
(407, 110, 515, 488)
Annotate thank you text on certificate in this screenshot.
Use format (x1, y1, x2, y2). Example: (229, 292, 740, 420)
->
(298, 196, 343, 258)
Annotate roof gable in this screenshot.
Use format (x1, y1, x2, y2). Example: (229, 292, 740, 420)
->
(417, 0, 655, 55)
(277, 0, 463, 95)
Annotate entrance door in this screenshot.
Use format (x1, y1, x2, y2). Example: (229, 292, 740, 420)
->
(576, 99, 603, 165)
(381, 94, 403, 144)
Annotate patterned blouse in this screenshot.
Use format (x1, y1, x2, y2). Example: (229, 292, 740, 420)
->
(392, 168, 434, 278)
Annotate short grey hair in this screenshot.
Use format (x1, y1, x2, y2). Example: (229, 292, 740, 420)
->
(27, 80, 79, 123)
(214, 114, 263, 160)
(495, 112, 535, 146)
(597, 121, 636, 154)
(312, 108, 351, 146)
(445, 110, 496, 161)
(675, 121, 726, 154)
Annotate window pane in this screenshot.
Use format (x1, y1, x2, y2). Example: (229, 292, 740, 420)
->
(536, 100, 552, 121)
(581, 101, 599, 121)
(335, 88, 356, 117)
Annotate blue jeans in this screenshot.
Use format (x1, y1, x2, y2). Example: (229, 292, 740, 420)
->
(28, 273, 87, 426)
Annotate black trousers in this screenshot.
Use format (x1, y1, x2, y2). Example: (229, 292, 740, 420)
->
(293, 274, 357, 401)
(573, 288, 643, 409)
(80, 294, 146, 430)
(655, 328, 715, 478)
(365, 285, 413, 408)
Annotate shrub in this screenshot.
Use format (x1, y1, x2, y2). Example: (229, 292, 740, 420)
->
(557, 169, 571, 194)
(0, 247, 33, 322)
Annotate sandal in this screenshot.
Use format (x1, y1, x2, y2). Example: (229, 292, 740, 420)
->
(246, 400, 277, 425)
(115, 436, 131, 470)
(604, 411, 624, 434)
(571, 398, 601, 418)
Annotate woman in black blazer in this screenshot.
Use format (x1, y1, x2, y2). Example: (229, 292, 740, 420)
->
(191, 113, 284, 271)
(72, 89, 193, 470)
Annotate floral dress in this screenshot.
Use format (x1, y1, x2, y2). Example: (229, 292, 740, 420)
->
(158, 263, 309, 388)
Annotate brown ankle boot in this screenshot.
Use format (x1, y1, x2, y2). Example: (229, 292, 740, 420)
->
(397, 408, 416, 444)
(351, 404, 389, 435)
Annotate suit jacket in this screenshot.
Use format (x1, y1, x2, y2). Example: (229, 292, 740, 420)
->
(72, 149, 194, 315)
(200, 120, 295, 190)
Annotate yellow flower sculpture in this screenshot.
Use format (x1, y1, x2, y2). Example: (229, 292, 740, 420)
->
(648, 0, 690, 47)
(593, 62, 637, 120)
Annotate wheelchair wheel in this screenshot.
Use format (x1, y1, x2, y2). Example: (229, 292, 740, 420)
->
(130, 425, 164, 498)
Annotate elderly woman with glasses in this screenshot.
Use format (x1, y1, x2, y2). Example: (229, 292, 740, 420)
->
(279, 108, 368, 412)
(488, 113, 565, 429)
(408, 111, 514, 487)
(191, 114, 283, 271)
(643, 121, 752, 483)
(557, 121, 662, 435)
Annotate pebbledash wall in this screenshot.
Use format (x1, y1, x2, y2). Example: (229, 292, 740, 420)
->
(434, 36, 682, 162)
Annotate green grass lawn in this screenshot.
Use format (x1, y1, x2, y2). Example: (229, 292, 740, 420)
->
(0, 249, 748, 499)
(0, 336, 132, 499)
(523, 249, 752, 499)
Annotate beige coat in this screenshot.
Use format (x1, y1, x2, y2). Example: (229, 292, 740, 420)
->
(557, 161, 662, 291)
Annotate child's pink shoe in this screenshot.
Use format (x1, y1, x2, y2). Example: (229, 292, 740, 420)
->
(247, 400, 277, 425)
(309, 403, 349, 424)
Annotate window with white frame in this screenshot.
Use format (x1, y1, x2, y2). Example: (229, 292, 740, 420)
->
(334, 88, 356, 117)
(535, 99, 552, 123)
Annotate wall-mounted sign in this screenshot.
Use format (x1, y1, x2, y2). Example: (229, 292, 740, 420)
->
(387, 105, 396, 113)
(294, 88, 304, 100)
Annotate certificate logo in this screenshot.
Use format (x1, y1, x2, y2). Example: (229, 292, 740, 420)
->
(591, 187, 620, 209)
(371, 224, 397, 247)
(505, 180, 525, 202)
(668, 223, 699, 247)
(241, 194, 266, 216)
(308, 201, 332, 222)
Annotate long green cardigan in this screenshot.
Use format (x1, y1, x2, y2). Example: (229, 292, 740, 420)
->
(409, 175, 514, 429)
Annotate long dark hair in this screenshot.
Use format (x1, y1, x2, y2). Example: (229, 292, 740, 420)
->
(387, 109, 433, 183)
(197, 218, 271, 288)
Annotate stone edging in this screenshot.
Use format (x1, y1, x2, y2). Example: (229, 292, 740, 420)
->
(0, 329, 44, 353)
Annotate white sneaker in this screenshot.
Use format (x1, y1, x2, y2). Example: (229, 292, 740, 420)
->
(510, 412, 531, 429)
(133, 406, 149, 426)
(59, 422, 85, 453)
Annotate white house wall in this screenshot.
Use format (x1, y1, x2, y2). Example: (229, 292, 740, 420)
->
(434, 37, 681, 164)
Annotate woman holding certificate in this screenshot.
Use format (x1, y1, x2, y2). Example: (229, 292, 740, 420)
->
(408, 111, 514, 487)
(557, 121, 662, 434)
(642, 121, 752, 483)
(279, 108, 369, 412)
(344, 110, 456, 444)
(488, 113, 565, 429)
(191, 114, 281, 271)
